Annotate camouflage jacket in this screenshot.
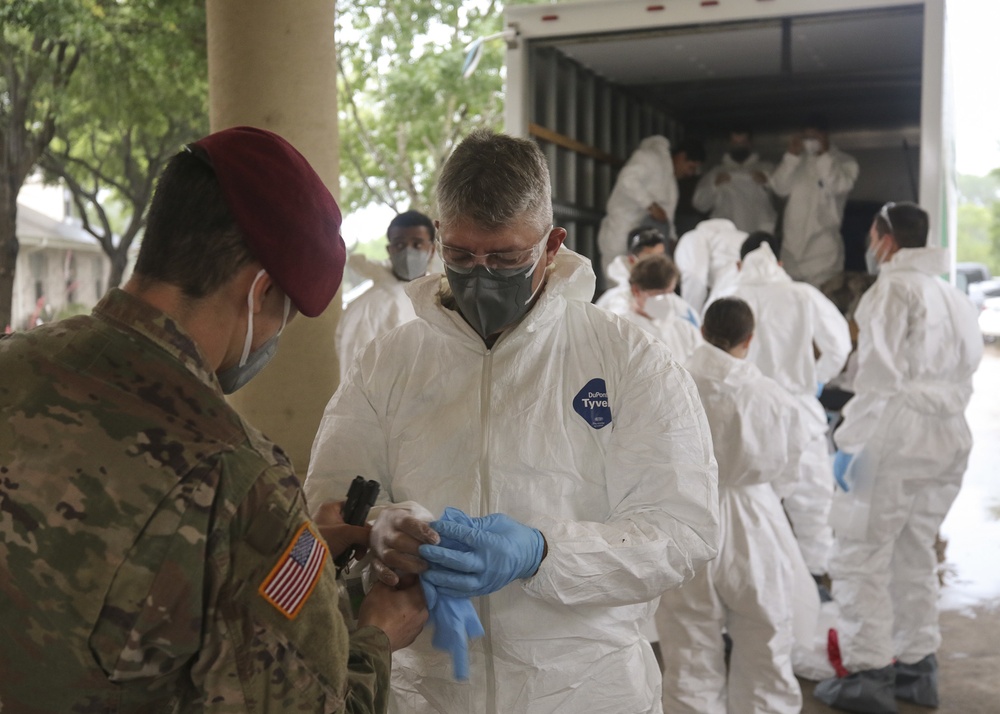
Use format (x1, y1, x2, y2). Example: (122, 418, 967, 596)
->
(0, 289, 390, 713)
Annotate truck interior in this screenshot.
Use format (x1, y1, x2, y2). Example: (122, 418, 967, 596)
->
(521, 3, 929, 285)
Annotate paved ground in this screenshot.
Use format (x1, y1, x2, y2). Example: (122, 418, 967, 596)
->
(800, 342, 1000, 714)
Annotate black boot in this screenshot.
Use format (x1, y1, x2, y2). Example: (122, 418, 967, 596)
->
(814, 665, 898, 713)
(895, 653, 939, 708)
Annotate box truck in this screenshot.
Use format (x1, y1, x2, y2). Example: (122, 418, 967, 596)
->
(502, 0, 954, 292)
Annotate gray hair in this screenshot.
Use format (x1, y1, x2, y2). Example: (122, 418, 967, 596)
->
(436, 129, 553, 233)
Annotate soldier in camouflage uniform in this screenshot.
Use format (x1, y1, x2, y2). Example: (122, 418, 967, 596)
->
(0, 126, 427, 713)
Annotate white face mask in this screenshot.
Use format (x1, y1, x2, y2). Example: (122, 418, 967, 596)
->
(865, 235, 884, 276)
(216, 269, 291, 394)
(802, 138, 822, 156)
(390, 246, 432, 282)
(643, 293, 674, 321)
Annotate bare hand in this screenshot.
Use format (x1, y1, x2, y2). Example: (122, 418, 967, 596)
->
(714, 171, 731, 186)
(358, 575, 429, 651)
(647, 202, 668, 222)
(313, 501, 371, 560)
(751, 170, 768, 185)
(370, 506, 440, 585)
(788, 134, 803, 156)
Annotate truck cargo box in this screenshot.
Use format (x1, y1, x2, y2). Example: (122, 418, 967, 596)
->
(503, 0, 953, 292)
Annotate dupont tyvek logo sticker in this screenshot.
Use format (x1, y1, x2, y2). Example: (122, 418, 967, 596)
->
(573, 378, 612, 430)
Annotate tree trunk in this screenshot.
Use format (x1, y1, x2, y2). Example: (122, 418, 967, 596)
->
(0, 180, 19, 331)
(108, 247, 129, 291)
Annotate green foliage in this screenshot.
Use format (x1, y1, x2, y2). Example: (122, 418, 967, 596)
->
(957, 172, 1000, 206)
(351, 239, 389, 263)
(54, 302, 89, 321)
(40, 0, 209, 288)
(336, 0, 547, 217)
(957, 172, 1000, 274)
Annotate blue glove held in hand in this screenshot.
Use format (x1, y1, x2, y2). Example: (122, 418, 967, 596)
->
(419, 508, 545, 598)
(420, 578, 484, 681)
(833, 450, 854, 492)
(816, 381, 825, 398)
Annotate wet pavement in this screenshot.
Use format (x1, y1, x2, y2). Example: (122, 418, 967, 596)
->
(800, 342, 1000, 714)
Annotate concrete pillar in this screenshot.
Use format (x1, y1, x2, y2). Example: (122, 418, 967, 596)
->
(206, 0, 341, 473)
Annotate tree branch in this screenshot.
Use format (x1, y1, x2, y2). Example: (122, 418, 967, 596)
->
(336, 50, 410, 200)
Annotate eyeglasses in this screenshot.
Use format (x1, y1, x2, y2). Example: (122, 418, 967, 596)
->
(879, 202, 896, 234)
(438, 228, 551, 276)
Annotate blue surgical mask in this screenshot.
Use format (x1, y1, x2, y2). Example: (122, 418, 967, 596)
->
(446, 255, 544, 341)
(217, 269, 291, 394)
(390, 247, 432, 281)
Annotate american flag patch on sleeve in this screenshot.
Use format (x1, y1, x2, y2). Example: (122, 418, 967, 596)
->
(259, 521, 329, 619)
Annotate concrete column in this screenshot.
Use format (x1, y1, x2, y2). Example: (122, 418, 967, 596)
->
(206, 0, 341, 473)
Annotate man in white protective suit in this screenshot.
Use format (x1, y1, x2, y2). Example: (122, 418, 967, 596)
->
(673, 218, 748, 316)
(305, 130, 720, 714)
(597, 135, 704, 276)
(621, 254, 702, 364)
(815, 203, 983, 714)
(693, 128, 777, 234)
(596, 226, 699, 327)
(730, 232, 851, 583)
(658, 297, 821, 714)
(769, 115, 858, 287)
(336, 210, 436, 379)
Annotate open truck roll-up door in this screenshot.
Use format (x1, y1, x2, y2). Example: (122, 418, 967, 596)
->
(504, 0, 954, 292)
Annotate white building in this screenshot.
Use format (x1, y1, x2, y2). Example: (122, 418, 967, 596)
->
(11, 179, 131, 331)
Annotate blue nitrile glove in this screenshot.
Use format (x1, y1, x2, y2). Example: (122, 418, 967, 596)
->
(833, 450, 854, 492)
(419, 578, 484, 681)
(816, 381, 825, 398)
(417, 508, 485, 680)
(419, 508, 545, 599)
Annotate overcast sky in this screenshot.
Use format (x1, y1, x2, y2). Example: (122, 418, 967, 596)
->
(951, 0, 1000, 176)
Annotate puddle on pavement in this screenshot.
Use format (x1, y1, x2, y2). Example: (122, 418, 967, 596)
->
(938, 344, 1000, 614)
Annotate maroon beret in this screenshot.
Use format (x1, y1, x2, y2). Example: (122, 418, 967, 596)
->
(191, 126, 345, 317)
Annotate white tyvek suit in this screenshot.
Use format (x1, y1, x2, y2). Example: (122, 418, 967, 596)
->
(597, 136, 677, 275)
(769, 147, 858, 287)
(731, 244, 851, 574)
(621, 309, 702, 364)
(830, 247, 982, 671)
(674, 219, 748, 315)
(336, 254, 418, 380)
(692, 153, 777, 234)
(306, 247, 720, 714)
(596, 256, 699, 327)
(658, 343, 821, 714)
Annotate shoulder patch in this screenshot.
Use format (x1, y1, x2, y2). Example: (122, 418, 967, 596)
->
(573, 378, 612, 430)
(259, 521, 328, 619)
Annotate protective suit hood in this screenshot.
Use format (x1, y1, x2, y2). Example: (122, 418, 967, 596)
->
(882, 246, 948, 276)
(606, 255, 632, 288)
(739, 243, 793, 285)
(637, 134, 672, 158)
(689, 342, 764, 391)
(695, 217, 740, 236)
(405, 246, 597, 341)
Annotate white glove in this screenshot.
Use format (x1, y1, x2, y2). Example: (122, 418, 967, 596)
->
(369, 501, 439, 585)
